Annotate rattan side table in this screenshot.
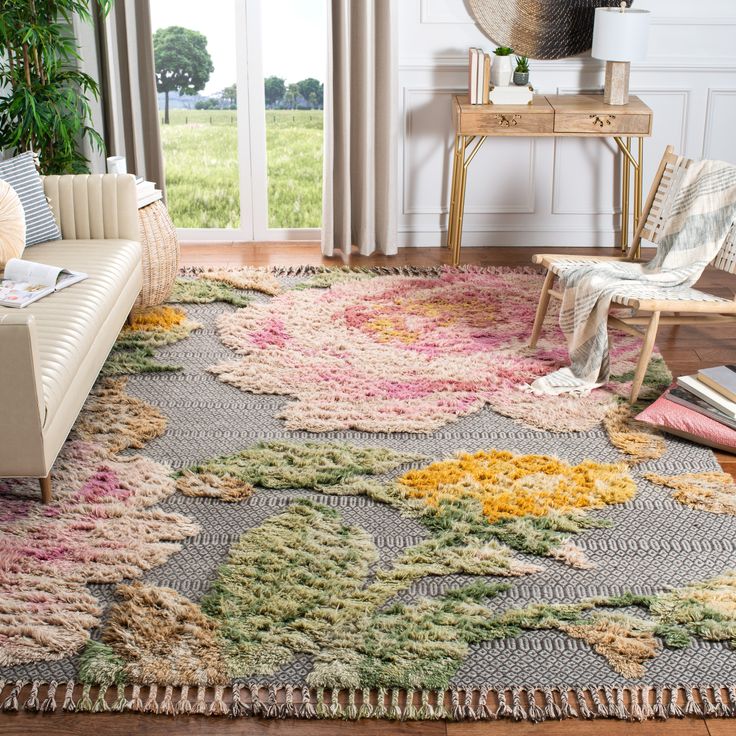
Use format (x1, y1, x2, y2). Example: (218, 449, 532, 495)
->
(134, 199, 180, 309)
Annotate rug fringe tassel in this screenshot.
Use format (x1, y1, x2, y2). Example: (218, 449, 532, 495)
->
(128, 683, 143, 713)
(63, 680, 76, 712)
(685, 685, 703, 716)
(358, 687, 373, 719)
(640, 685, 655, 719)
(2, 680, 23, 712)
(23, 680, 41, 712)
(176, 684, 192, 715)
(543, 687, 563, 720)
(40, 681, 58, 713)
(629, 687, 644, 722)
(111, 684, 128, 713)
(178, 264, 543, 280)
(4, 681, 736, 721)
(560, 688, 577, 718)
(92, 684, 110, 713)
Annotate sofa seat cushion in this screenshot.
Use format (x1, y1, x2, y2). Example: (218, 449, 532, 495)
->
(0, 239, 141, 424)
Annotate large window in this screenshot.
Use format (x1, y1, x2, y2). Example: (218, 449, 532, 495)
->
(262, 1, 325, 230)
(150, 0, 326, 240)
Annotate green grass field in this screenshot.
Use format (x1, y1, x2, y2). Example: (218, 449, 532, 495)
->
(159, 109, 323, 230)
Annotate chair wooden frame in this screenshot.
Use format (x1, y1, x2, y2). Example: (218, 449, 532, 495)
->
(529, 145, 736, 403)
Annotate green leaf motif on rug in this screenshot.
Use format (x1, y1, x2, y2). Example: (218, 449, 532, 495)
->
(314, 582, 515, 691)
(610, 356, 673, 396)
(102, 347, 183, 377)
(201, 493, 722, 687)
(104, 305, 202, 376)
(169, 277, 251, 307)
(182, 441, 425, 491)
(200, 497, 524, 687)
(291, 270, 376, 290)
(181, 443, 631, 571)
(78, 641, 126, 687)
(201, 499, 377, 676)
(89, 492, 736, 688)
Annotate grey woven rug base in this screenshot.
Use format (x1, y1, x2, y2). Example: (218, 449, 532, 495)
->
(2, 293, 733, 694)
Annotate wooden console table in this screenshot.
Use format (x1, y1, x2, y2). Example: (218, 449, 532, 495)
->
(448, 93, 653, 265)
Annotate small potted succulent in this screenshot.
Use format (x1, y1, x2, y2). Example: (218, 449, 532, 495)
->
(514, 56, 530, 86)
(491, 46, 514, 87)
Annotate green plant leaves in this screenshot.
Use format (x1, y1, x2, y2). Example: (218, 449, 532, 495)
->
(0, 0, 110, 172)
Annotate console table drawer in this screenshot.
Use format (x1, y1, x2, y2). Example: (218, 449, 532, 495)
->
(554, 112, 651, 135)
(459, 111, 554, 135)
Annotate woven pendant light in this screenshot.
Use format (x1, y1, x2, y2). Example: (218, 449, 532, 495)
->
(467, 0, 634, 60)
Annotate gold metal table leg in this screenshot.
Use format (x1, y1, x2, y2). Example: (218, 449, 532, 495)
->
(614, 135, 645, 257)
(451, 135, 487, 267)
(621, 137, 631, 253)
(448, 135, 464, 253)
(449, 136, 469, 264)
(634, 137, 644, 259)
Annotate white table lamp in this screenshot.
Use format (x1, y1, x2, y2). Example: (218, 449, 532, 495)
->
(592, 2, 651, 106)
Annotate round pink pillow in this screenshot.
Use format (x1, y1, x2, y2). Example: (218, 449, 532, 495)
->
(0, 180, 26, 269)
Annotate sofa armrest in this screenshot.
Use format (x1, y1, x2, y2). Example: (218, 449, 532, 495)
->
(0, 313, 46, 475)
(42, 174, 139, 242)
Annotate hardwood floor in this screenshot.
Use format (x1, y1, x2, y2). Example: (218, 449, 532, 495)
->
(0, 710, 719, 736)
(3, 243, 734, 736)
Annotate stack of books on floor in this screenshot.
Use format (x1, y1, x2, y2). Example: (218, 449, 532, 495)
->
(136, 177, 163, 208)
(671, 366, 736, 431)
(636, 364, 736, 454)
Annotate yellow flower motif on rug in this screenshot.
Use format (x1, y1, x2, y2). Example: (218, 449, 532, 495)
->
(104, 305, 202, 376)
(126, 305, 189, 331)
(398, 450, 636, 523)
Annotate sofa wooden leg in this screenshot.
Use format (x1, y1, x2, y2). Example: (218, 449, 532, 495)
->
(39, 474, 52, 504)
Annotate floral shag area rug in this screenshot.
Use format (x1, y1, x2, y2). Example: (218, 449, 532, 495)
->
(1, 265, 736, 724)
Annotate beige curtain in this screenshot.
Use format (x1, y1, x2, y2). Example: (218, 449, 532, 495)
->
(322, 0, 399, 258)
(80, 0, 165, 193)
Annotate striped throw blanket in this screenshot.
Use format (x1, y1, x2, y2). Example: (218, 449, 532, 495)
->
(532, 158, 736, 396)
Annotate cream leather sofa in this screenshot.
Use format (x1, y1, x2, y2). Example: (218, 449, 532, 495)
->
(0, 174, 142, 502)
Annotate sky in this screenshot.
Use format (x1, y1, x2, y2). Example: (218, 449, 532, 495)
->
(149, 0, 326, 97)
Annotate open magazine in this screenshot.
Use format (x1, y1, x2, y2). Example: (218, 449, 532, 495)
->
(0, 258, 87, 308)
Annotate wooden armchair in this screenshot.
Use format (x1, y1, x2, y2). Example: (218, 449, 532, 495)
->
(529, 145, 736, 403)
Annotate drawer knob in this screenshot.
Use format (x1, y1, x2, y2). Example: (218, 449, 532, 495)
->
(590, 114, 617, 128)
(495, 114, 521, 128)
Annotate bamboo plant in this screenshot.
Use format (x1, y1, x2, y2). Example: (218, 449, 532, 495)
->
(0, 0, 114, 174)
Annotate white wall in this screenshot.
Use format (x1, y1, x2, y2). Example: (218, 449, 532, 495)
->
(398, 0, 736, 247)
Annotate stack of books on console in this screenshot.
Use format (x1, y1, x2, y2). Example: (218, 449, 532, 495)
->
(467, 48, 534, 106)
(488, 84, 533, 106)
(468, 48, 491, 105)
(669, 366, 736, 431)
(136, 177, 163, 208)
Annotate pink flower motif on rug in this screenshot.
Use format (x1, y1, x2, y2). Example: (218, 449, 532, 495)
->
(0, 441, 199, 667)
(211, 268, 666, 433)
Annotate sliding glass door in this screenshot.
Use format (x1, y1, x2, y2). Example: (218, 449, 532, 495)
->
(150, 0, 325, 241)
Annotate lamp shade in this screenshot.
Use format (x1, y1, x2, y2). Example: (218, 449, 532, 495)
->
(592, 7, 651, 62)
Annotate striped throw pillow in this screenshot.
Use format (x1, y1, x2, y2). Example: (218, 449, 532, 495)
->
(0, 152, 61, 246)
